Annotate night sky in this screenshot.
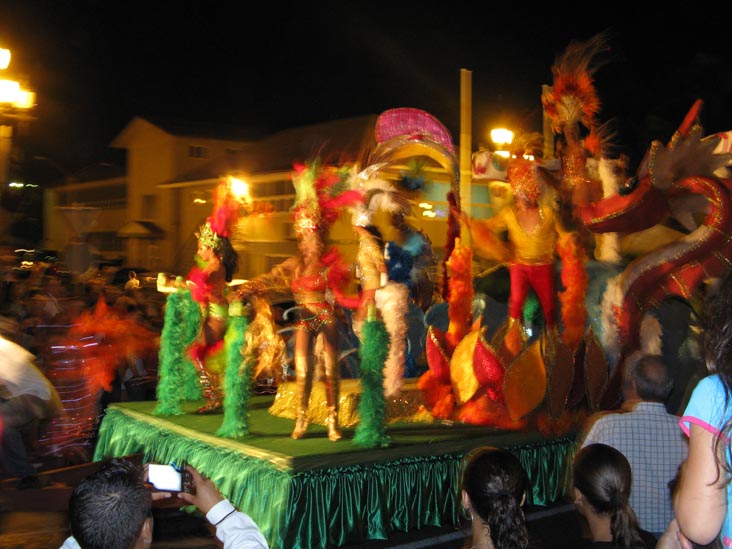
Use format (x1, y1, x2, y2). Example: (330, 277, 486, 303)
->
(1, 1, 731, 175)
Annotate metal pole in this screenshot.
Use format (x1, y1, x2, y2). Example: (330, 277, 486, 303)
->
(0, 124, 12, 238)
(459, 68, 472, 222)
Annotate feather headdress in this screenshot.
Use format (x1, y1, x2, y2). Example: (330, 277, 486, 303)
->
(541, 32, 610, 135)
(196, 177, 242, 251)
(349, 163, 413, 222)
(291, 160, 364, 237)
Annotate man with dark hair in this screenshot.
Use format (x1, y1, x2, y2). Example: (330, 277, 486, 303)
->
(61, 459, 155, 549)
(60, 458, 268, 548)
(580, 354, 688, 539)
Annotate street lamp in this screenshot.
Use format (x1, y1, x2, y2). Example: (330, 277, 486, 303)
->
(0, 47, 35, 110)
(0, 46, 37, 242)
(0, 48, 10, 70)
(490, 128, 514, 158)
(0, 47, 36, 184)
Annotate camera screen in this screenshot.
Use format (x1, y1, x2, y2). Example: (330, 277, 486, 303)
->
(148, 464, 182, 491)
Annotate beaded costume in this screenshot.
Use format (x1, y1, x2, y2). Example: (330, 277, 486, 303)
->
(236, 161, 363, 441)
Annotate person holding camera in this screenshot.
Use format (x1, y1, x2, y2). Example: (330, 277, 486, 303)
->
(60, 458, 268, 549)
(60, 458, 163, 548)
(177, 465, 268, 548)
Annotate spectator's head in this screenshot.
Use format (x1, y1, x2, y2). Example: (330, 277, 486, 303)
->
(626, 354, 673, 403)
(461, 446, 530, 549)
(69, 458, 153, 549)
(572, 443, 644, 548)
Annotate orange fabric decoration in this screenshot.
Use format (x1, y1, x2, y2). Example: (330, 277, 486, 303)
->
(456, 392, 527, 430)
(467, 218, 511, 263)
(445, 238, 474, 353)
(416, 369, 455, 419)
(557, 232, 588, 351)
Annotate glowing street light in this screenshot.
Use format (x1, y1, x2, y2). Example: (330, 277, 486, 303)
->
(228, 176, 250, 202)
(0, 48, 35, 110)
(0, 49, 10, 70)
(490, 128, 514, 159)
(0, 46, 37, 229)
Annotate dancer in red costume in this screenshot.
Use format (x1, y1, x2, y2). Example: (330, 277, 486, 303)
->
(234, 161, 362, 440)
(187, 181, 240, 413)
(465, 156, 581, 354)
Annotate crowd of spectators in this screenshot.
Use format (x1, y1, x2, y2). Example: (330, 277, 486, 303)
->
(0, 258, 163, 350)
(0, 248, 165, 482)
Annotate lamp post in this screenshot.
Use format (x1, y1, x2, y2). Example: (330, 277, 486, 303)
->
(0, 47, 36, 183)
(0, 47, 36, 239)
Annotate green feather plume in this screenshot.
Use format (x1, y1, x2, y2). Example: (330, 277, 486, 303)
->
(353, 317, 391, 448)
(154, 289, 202, 416)
(216, 312, 251, 438)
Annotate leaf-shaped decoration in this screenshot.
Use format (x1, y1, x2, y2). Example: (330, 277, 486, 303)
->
(599, 361, 624, 411)
(473, 331, 506, 404)
(566, 338, 587, 409)
(450, 328, 481, 406)
(425, 325, 451, 384)
(490, 318, 515, 366)
(583, 329, 609, 412)
(545, 337, 575, 420)
(503, 339, 547, 421)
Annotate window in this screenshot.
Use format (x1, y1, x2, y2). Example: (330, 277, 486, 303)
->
(188, 145, 208, 158)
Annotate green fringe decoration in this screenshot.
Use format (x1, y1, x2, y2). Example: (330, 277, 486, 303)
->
(93, 407, 287, 545)
(216, 311, 251, 438)
(353, 317, 391, 448)
(154, 288, 203, 416)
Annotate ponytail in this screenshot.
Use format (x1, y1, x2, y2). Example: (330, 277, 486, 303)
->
(610, 503, 644, 548)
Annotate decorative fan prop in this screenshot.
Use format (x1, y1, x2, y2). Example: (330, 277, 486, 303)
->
(369, 107, 459, 191)
(375, 108, 456, 153)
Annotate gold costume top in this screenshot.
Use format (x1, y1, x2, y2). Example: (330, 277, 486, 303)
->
(356, 234, 385, 292)
(480, 205, 569, 265)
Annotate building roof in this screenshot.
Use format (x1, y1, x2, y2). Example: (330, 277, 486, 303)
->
(112, 115, 265, 146)
(116, 220, 165, 238)
(72, 159, 126, 182)
(166, 114, 379, 184)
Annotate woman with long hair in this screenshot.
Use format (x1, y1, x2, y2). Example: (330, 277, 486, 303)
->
(674, 272, 732, 547)
(461, 446, 532, 549)
(572, 443, 657, 548)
